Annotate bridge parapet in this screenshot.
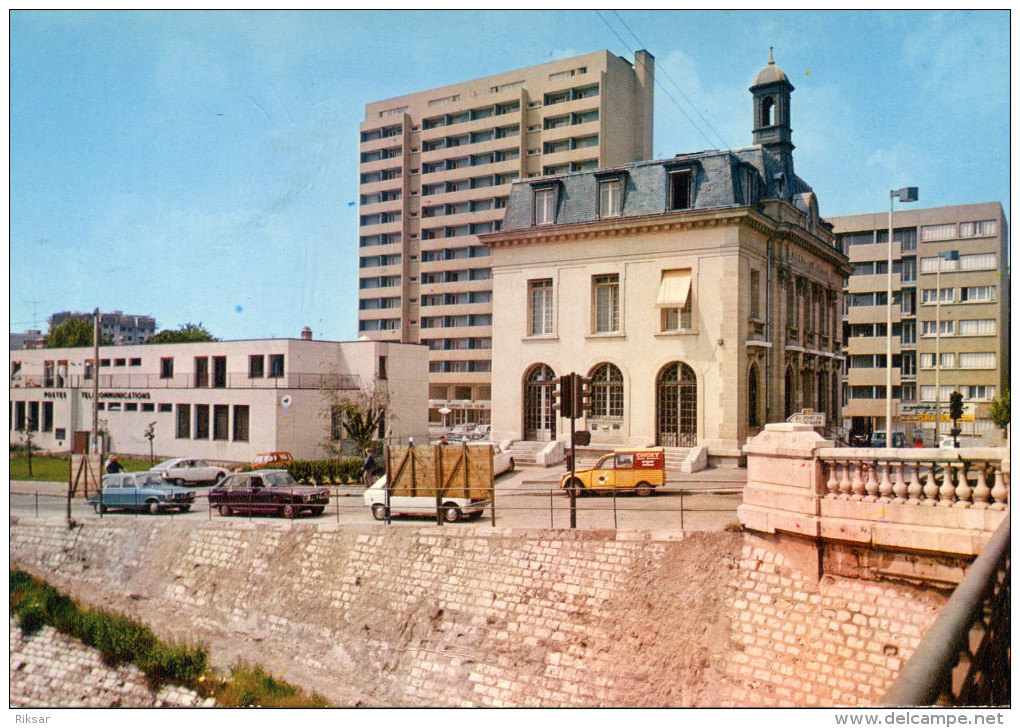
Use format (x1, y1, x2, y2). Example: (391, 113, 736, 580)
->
(738, 423, 1009, 586)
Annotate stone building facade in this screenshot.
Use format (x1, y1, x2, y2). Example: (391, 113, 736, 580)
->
(482, 53, 851, 463)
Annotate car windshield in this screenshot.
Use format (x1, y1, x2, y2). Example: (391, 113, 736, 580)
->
(264, 472, 298, 487)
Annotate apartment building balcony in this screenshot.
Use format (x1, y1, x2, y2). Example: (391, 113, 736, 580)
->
(848, 273, 902, 294)
(360, 135, 405, 153)
(359, 155, 406, 174)
(848, 367, 901, 387)
(847, 336, 902, 356)
(843, 397, 901, 418)
(359, 177, 404, 195)
(848, 305, 901, 325)
(848, 241, 902, 263)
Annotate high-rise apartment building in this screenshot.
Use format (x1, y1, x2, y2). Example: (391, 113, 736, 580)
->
(357, 50, 654, 430)
(831, 203, 1009, 444)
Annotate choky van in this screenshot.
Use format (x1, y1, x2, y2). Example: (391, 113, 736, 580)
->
(559, 447, 666, 497)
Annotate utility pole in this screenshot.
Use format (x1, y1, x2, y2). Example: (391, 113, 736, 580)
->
(92, 308, 100, 455)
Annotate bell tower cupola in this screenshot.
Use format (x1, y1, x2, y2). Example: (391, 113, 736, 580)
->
(751, 48, 794, 160)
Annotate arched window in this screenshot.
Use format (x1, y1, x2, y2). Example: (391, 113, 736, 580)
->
(784, 366, 797, 419)
(589, 363, 624, 420)
(760, 97, 774, 127)
(656, 362, 697, 447)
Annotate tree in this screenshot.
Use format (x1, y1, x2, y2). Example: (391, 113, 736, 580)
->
(319, 368, 392, 458)
(144, 421, 157, 465)
(45, 317, 112, 348)
(146, 323, 217, 344)
(989, 387, 1010, 433)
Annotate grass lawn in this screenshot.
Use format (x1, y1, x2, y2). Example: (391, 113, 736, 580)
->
(10, 454, 157, 482)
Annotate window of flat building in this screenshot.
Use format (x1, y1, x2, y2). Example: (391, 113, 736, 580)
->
(378, 356, 387, 380)
(921, 320, 954, 336)
(213, 405, 229, 441)
(669, 170, 693, 210)
(28, 402, 39, 431)
(960, 286, 995, 302)
(593, 274, 621, 334)
(194, 357, 209, 388)
(959, 220, 997, 237)
(142, 403, 155, 412)
(958, 319, 996, 336)
(159, 403, 172, 413)
(249, 355, 264, 378)
(921, 288, 954, 304)
(534, 187, 557, 225)
(528, 279, 554, 336)
(920, 223, 956, 241)
(129, 358, 141, 366)
(42, 401, 53, 432)
(657, 269, 693, 332)
(962, 385, 995, 401)
(959, 253, 997, 271)
(959, 352, 996, 369)
(160, 358, 174, 379)
(269, 355, 285, 378)
(176, 405, 190, 439)
(598, 178, 623, 218)
(195, 404, 210, 439)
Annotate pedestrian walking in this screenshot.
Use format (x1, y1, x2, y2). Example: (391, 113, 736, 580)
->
(362, 448, 377, 487)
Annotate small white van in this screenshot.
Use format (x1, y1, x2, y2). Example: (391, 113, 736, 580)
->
(363, 475, 488, 523)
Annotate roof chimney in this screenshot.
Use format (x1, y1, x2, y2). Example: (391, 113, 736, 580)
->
(301, 326, 313, 341)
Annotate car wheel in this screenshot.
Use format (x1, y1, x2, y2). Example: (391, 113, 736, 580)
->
(148, 501, 162, 515)
(635, 481, 654, 497)
(371, 504, 388, 521)
(215, 472, 226, 483)
(281, 504, 296, 519)
(310, 506, 325, 516)
(174, 479, 185, 487)
(507, 457, 515, 473)
(443, 503, 462, 523)
(93, 503, 107, 514)
(218, 504, 232, 517)
(566, 478, 585, 497)
(179, 504, 192, 512)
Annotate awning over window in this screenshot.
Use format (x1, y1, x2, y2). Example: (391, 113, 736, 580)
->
(656, 269, 692, 308)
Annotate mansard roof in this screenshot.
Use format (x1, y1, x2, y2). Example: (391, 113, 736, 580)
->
(499, 145, 818, 233)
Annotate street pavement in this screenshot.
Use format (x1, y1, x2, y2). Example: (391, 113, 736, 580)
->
(9, 465, 745, 532)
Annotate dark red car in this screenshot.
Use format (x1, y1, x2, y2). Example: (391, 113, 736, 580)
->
(208, 469, 329, 518)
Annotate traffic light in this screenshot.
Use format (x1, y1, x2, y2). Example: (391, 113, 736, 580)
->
(949, 391, 964, 422)
(554, 374, 577, 419)
(571, 375, 592, 417)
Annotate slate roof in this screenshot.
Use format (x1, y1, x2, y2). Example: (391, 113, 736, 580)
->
(500, 145, 817, 233)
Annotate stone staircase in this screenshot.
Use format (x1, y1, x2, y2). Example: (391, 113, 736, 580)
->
(663, 447, 691, 472)
(507, 441, 554, 467)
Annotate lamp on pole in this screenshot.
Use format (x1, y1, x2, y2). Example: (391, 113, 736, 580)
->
(933, 249, 959, 443)
(886, 187, 917, 445)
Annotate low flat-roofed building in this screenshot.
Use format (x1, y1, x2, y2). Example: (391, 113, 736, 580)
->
(9, 335, 428, 462)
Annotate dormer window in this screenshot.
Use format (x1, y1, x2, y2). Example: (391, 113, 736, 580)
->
(669, 170, 693, 211)
(598, 178, 623, 218)
(534, 186, 557, 225)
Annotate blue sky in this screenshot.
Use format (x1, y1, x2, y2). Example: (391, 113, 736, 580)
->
(9, 9, 1010, 342)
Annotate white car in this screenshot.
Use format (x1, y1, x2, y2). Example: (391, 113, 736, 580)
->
(364, 475, 488, 523)
(154, 458, 228, 486)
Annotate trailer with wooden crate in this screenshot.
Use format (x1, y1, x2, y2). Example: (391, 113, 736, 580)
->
(364, 443, 496, 524)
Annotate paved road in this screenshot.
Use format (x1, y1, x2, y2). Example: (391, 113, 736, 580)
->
(9, 467, 743, 532)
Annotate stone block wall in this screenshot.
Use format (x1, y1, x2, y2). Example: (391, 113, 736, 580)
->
(9, 619, 209, 708)
(9, 517, 948, 707)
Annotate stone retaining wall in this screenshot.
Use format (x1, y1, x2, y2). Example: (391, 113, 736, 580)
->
(9, 517, 949, 707)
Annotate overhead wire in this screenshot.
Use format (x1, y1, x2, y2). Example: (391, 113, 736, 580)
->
(595, 10, 731, 152)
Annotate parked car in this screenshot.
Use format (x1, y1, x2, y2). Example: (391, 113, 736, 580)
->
(208, 469, 329, 518)
(559, 447, 666, 497)
(363, 475, 487, 523)
(155, 458, 228, 486)
(869, 431, 907, 448)
(489, 443, 515, 475)
(240, 451, 294, 471)
(87, 472, 196, 515)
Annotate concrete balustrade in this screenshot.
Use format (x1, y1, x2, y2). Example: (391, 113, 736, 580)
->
(738, 423, 1010, 586)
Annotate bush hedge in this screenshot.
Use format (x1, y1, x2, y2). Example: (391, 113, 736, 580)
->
(245, 457, 364, 485)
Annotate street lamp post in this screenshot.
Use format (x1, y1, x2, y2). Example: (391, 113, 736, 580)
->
(933, 249, 959, 444)
(886, 188, 917, 445)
